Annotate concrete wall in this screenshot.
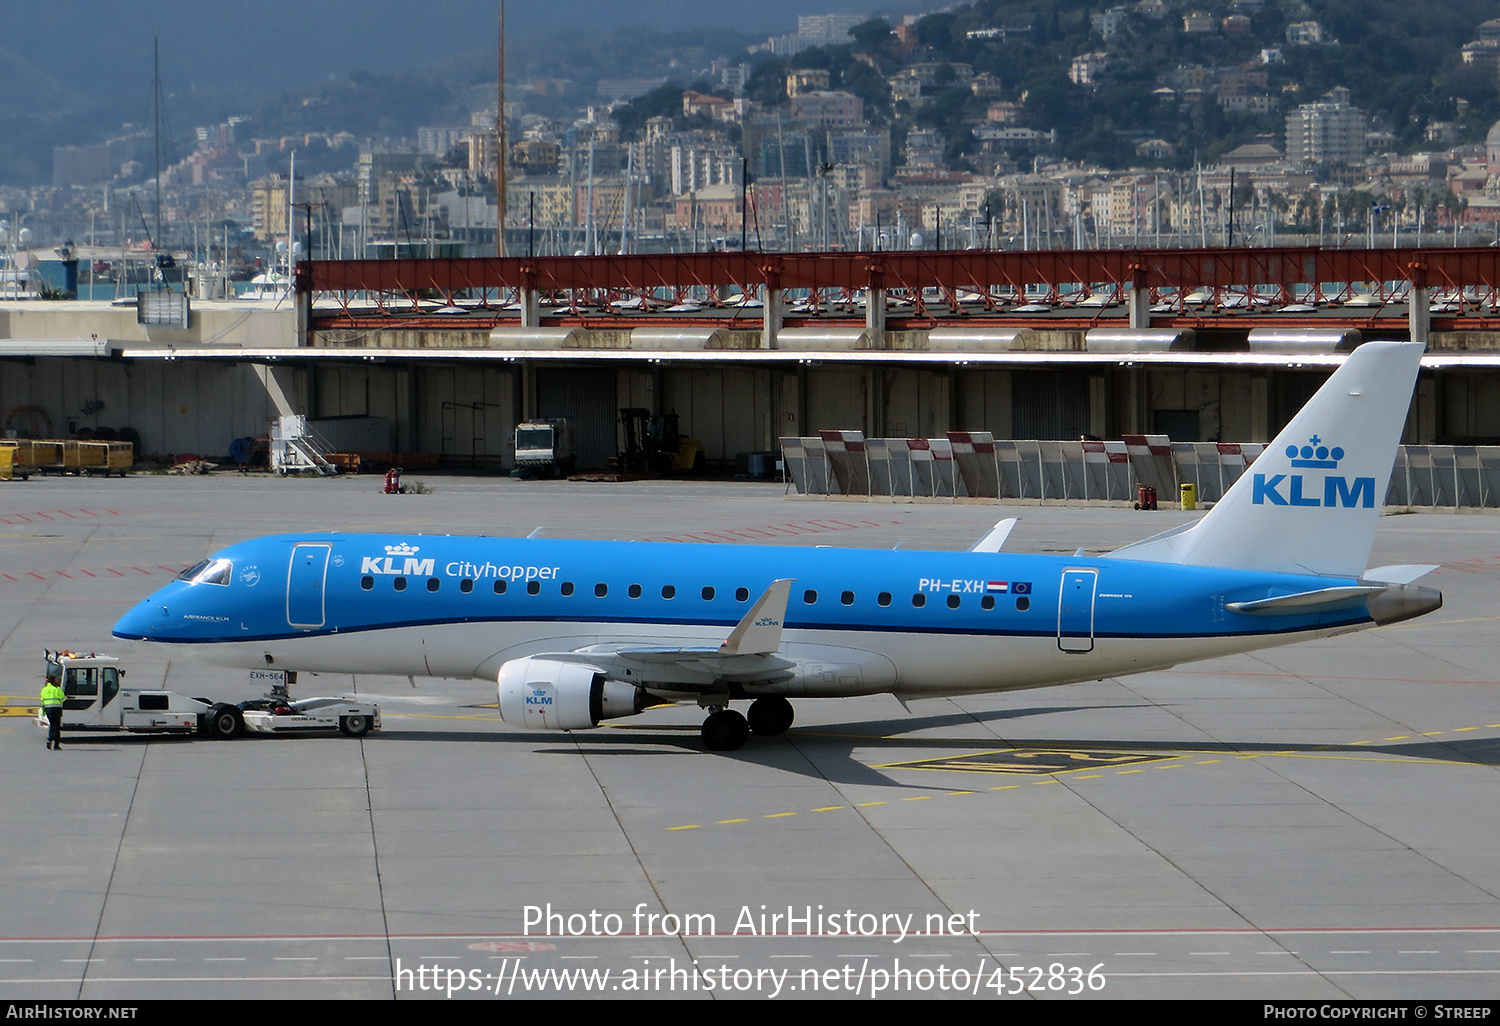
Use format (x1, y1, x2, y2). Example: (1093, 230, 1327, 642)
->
(0, 300, 297, 348)
(0, 357, 292, 456)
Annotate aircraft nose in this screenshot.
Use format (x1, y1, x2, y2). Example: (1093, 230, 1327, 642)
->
(112, 597, 170, 640)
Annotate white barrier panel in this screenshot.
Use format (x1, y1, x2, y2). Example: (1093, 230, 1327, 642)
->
(783, 437, 1500, 509)
(819, 429, 871, 496)
(780, 436, 835, 495)
(995, 439, 1041, 498)
(909, 438, 960, 498)
(1122, 433, 1176, 498)
(867, 438, 914, 496)
(1082, 440, 1135, 500)
(949, 431, 1000, 498)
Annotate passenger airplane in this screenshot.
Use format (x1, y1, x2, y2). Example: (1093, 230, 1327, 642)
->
(114, 341, 1441, 751)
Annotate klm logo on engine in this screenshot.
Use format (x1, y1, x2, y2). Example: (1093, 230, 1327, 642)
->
(1252, 436, 1374, 508)
(360, 542, 436, 576)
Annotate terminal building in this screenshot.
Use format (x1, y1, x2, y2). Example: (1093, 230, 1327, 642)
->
(3, 248, 1500, 473)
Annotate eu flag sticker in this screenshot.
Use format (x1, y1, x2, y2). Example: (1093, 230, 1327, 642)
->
(1012, 581, 1032, 595)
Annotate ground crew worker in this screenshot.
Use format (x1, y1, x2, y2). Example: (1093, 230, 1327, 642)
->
(40, 674, 65, 750)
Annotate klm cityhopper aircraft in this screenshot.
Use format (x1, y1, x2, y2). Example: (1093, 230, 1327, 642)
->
(114, 341, 1441, 751)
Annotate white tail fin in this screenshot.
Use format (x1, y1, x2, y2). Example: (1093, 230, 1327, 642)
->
(1110, 341, 1423, 577)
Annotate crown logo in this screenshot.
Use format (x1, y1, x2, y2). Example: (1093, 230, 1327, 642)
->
(385, 542, 420, 556)
(1286, 435, 1344, 469)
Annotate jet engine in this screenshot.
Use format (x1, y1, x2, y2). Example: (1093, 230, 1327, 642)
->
(497, 657, 644, 730)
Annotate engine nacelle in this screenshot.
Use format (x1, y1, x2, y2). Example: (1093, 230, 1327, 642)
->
(497, 657, 643, 731)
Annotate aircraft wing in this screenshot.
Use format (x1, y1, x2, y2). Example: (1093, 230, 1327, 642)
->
(520, 580, 798, 689)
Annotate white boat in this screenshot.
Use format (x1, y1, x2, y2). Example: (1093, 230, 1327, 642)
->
(239, 271, 289, 300)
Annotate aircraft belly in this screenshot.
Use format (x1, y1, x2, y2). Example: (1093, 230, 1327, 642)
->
(134, 619, 1350, 694)
(882, 626, 1346, 696)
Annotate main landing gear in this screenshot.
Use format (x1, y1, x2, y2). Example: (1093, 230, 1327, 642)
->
(699, 697, 795, 751)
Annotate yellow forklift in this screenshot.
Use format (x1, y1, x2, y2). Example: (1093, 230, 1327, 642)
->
(619, 408, 706, 475)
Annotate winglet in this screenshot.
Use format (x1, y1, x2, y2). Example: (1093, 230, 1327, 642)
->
(719, 579, 794, 656)
(971, 517, 1020, 553)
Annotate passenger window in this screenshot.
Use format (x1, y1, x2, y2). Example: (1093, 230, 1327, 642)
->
(947, 594, 960, 609)
(841, 591, 855, 605)
(981, 595, 994, 610)
(595, 583, 608, 597)
(912, 593, 926, 608)
(494, 580, 507, 595)
(527, 581, 540, 596)
(1016, 596, 1031, 611)
(878, 592, 891, 607)
(662, 585, 676, 599)
(629, 584, 642, 598)
(394, 577, 407, 592)
(427, 578, 440, 593)
(702, 586, 715, 601)
(803, 590, 817, 604)
(360, 576, 374, 590)
(735, 587, 749, 602)
(460, 579, 474, 594)
(561, 582, 575, 596)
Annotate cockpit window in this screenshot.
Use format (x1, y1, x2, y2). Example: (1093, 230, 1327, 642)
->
(180, 558, 233, 586)
(178, 559, 211, 581)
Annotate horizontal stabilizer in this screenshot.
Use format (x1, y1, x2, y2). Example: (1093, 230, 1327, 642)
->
(1363, 564, 1439, 585)
(1226, 585, 1385, 616)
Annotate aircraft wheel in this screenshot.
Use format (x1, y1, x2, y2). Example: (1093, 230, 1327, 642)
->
(701, 709, 749, 751)
(204, 704, 243, 739)
(339, 714, 371, 737)
(747, 696, 794, 736)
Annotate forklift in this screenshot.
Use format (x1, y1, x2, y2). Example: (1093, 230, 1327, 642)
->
(618, 408, 706, 475)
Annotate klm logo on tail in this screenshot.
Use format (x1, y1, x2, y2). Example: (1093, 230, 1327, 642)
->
(1252, 436, 1375, 509)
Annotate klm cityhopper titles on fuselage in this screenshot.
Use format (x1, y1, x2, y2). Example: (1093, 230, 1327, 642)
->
(114, 341, 1441, 751)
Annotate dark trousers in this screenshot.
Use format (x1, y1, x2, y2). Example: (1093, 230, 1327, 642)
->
(45, 707, 62, 748)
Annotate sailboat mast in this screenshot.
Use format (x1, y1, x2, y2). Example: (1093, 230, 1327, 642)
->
(496, 0, 507, 257)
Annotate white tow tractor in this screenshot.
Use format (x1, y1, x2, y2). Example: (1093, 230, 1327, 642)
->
(38, 652, 380, 740)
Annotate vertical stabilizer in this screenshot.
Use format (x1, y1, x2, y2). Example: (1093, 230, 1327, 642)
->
(1109, 341, 1423, 577)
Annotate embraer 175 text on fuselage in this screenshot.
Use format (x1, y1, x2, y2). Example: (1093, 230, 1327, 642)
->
(114, 341, 1442, 751)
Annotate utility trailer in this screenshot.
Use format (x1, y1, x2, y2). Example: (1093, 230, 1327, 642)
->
(38, 652, 379, 740)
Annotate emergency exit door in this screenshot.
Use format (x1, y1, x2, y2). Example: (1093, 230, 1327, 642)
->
(1057, 569, 1098, 653)
(287, 543, 331, 628)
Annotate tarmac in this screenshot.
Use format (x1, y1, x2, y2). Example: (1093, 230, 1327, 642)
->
(2, 472, 1499, 1001)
